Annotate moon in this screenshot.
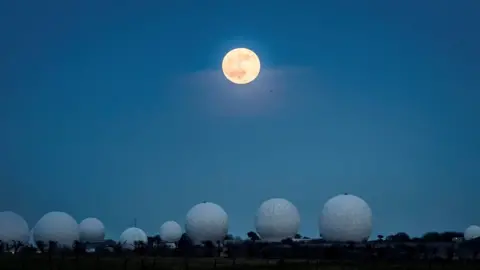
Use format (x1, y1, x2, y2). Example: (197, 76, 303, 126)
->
(222, 48, 261, 85)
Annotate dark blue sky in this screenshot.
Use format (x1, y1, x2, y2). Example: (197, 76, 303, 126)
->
(1, 1, 479, 239)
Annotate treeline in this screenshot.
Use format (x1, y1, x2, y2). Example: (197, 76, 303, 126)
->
(378, 231, 464, 242)
(0, 230, 469, 257)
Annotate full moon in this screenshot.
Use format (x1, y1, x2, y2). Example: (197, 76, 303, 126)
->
(222, 48, 261, 85)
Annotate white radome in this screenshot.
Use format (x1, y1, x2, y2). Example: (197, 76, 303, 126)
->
(119, 227, 147, 250)
(255, 198, 300, 242)
(185, 202, 228, 244)
(79, 217, 105, 243)
(319, 193, 372, 242)
(34, 211, 79, 248)
(464, 225, 480, 240)
(0, 211, 30, 245)
(159, 221, 182, 243)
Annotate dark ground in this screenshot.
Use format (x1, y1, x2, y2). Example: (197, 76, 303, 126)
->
(1, 255, 479, 270)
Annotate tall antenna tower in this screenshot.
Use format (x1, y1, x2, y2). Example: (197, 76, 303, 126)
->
(133, 218, 137, 227)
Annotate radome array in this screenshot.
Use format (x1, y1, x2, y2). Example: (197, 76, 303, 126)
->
(1, 193, 479, 248)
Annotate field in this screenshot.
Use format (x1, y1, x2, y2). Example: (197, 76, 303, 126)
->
(1, 255, 479, 270)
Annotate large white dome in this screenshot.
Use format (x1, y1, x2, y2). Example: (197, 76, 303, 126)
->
(255, 198, 300, 242)
(119, 227, 147, 250)
(464, 225, 480, 240)
(319, 193, 372, 242)
(79, 217, 105, 243)
(185, 202, 228, 244)
(0, 211, 29, 245)
(33, 211, 79, 248)
(159, 221, 182, 243)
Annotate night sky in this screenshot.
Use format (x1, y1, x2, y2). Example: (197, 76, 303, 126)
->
(1, 1, 479, 239)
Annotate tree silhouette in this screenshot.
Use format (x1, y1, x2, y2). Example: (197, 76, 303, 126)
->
(113, 241, 123, 256)
(21, 244, 37, 255)
(281, 238, 294, 246)
(177, 233, 193, 270)
(153, 235, 162, 247)
(9, 240, 23, 254)
(134, 241, 147, 255)
(377, 234, 384, 241)
(48, 240, 57, 251)
(439, 231, 463, 242)
(72, 240, 85, 261)
(147, 236, 155, 249)
(47, 241, 57, 266)
(390, 232, 411, 242)
(422, 232, 441, 242)
(202, 241, 215, 257)
(411, 237, 422, 242)
(225, 240, 241, 265)
(178, 233, 193, 251)
(150, 235, 164, 269)
(133, 241, 147, 270)
(247, 231, 260, 241)
(36, 241, 46, 253)
(216, 240, 222, 256)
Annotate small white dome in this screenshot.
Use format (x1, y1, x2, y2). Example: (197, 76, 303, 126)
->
(159, 221, 182, 243)
(255, 198, 300, 242)
(33, 211, 79, 248)
(319, 193, 372, 242)
(464, 225, 480, 240)
(79, 217, 105, 243)
(185, 202, 228, 244)
(0, 211, 29, 245)
(119, 227, 147, 250)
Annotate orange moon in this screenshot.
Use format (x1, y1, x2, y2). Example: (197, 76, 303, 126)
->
(222, 48, 261, 84)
